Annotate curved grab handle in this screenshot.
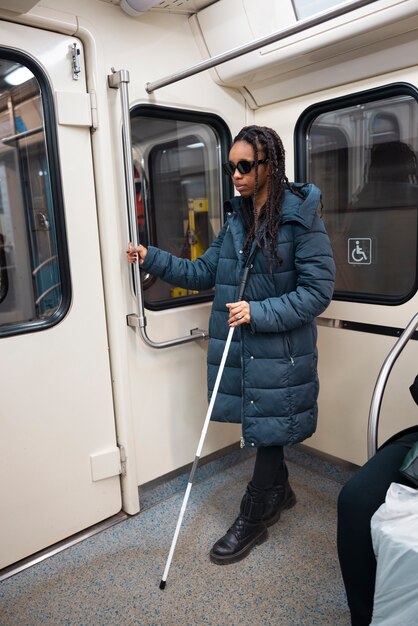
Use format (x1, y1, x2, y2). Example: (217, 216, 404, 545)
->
(367, 312, 418, 459)
(108, 68, 208, 349)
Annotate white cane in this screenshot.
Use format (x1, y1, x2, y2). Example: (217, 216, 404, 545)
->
(159, 263, 253, 590)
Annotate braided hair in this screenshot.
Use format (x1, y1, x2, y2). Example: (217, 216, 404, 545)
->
(233, 125, 302, 265)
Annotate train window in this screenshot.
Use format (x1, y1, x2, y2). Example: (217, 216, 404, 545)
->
(292, 0, 353, 20)
(130, 105, 231, 310)
(295, 84, 418, 304)
(0, 54, 69, 335)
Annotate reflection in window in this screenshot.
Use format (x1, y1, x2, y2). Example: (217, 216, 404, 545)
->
(0, 231, 8, 303)
(370, 113, 400, 144)
(130, 109, 230, 309)
(301, 89, 418, 303)
(0, 58, 65, 332)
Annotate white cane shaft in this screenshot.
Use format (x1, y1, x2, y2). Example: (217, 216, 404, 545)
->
(161, 482, 193, 583)
(195, 325, 235, 458)
(160, 325, 235, 585)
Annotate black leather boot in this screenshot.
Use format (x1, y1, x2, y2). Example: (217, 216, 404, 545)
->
(263, 466, 296, 527)
(263, 481, 296, 527)
(209, 484, 268, 565)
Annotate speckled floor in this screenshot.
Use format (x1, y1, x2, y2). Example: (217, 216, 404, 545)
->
(0, 446, 353, 625)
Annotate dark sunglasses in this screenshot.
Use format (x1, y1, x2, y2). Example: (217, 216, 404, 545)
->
(222, 158, 268, 176)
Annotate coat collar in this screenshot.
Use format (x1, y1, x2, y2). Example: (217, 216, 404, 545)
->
(224, 183, 321, 230)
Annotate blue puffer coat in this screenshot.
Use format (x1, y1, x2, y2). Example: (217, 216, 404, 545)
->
(140, 183, 335, 447)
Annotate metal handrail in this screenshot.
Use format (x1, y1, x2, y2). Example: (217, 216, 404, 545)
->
(145, 0, 379, 93)
(108, 68, 208, 349)
(367, 312, 418, 458)
(2, 126, 43, 146)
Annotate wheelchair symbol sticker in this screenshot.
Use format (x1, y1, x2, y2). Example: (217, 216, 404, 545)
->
(348, 238, 372, 265)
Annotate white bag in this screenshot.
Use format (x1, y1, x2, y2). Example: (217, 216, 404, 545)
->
(370, 482, 418, 625)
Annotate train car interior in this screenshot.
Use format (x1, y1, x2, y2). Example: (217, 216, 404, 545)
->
(0, 0, 417, 623)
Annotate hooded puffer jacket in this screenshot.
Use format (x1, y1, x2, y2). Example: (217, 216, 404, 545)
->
(140, 183, 335, 447)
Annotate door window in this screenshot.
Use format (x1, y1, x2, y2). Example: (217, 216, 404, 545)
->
(0, 53, 69, 335)
(130, 106, 231, 310)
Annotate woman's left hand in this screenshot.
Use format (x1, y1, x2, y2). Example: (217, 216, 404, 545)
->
(226, 300, 251, 327)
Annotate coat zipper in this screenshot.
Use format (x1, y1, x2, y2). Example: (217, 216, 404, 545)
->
(285, 335, 295, 366)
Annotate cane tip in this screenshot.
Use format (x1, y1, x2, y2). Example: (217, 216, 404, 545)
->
(159, 580, 166, 590)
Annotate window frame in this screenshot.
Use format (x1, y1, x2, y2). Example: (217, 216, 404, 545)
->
(0, 48, 71, 337)
(129, 104, 232, 311)
(295, 81, 418, 305)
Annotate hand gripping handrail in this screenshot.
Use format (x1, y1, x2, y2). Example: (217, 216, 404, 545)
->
(367, 312, 418, 459)
(108, 68, 208, 348)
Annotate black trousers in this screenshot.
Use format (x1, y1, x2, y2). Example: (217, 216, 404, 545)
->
(251, 445, 285, 489)
(337, 429, 418, 626)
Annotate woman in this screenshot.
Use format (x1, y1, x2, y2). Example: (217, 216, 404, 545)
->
(127, 125, 335, 565)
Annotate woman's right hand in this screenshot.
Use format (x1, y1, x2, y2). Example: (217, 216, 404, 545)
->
(126, 242, 148, 264)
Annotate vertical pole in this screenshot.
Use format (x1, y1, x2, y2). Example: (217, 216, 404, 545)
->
(108, 69, 146, 330)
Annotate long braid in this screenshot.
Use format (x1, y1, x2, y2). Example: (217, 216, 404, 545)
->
(233, 125, 301, 265)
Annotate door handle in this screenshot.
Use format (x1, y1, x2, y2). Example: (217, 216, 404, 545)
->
(108, 68, 208, 348)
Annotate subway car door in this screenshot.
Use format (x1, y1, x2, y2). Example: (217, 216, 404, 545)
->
(124, 106, 238, 485)
(0, 23, 121, 569)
